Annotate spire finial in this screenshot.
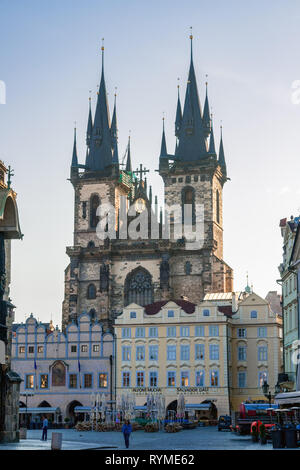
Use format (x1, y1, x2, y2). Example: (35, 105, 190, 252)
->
(189, 26, 193, 60)
(89, 90, 92, 102)
(101, 37, 105, 72)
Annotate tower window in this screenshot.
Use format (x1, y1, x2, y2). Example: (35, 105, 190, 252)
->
(185, 261, 192, 275)
(182, 186, 196, 225)
(90, 195, 100, 229)
(194, 176, 198, 182)
(87, 284, 96, 299)
(216, 190, 220, 224)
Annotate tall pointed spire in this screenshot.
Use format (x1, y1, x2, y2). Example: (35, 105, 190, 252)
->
(218, 125, 227, 177)
(71, 126, 79, 179)
(125, 135, 132, 173)
(160, 117, 167, 158)
(86, 92, 93, 148)
(88, 39, 113, 171)
(176, 30, 207, 162)
(111, 88, 117, 149)
(208, 114, 216, 157)
(203, 80, 211, 138)
(175, 79, 182, 137)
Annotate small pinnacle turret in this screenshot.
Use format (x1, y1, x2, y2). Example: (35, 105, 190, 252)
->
(218, 126, 227, 177)
(203, 81, 211, 139)
(70, 127, 79, 179)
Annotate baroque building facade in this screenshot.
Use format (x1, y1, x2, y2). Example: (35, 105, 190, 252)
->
(114, 291, 282, 415)
(62, 36, 233, 332)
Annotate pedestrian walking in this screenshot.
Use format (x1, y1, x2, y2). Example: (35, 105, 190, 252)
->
(41, 416, 48, 441)
(122, 419, 132, 449)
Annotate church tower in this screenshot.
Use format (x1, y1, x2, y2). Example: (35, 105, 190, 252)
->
(158, 33, 233, 302)
(62, 36, 233, 332)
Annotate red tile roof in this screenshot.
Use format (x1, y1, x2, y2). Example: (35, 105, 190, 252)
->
(144, 299, 196, 315)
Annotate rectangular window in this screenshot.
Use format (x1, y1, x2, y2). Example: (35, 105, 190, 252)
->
(122, 346, 131, 361)
(168, 310, 174, 318)
(99, 373, 108, 388)
(180, 326, 190, 337)
(167, 371, 176, 387)
(203, 309, 210, 317)
(195, 343, 205, 360)
(136, 371, 144, 387)
(149, 327, 158, 338)
(258, 346, 268, 361)
(180, 345, 190, 361)
(195, 326, 205, 337)
(135, 327, 145, 338)
(238, 372, 246, 388)
(251, 310, 257, 319)
(40, 374, 48, 389)
(167, 345, 176, 361)
(81, 345, 88, 353)
(130, 311, 136, 319)
(84, 374, 92, 388)
(209, 325, 219, 337)
(136, 346, 145, 361)
(238, 328, 247, 338)
(93, 344, 100, 352)
(122, 372, 130, 387)
(69, 374, 78, 389)
(210, 370, 219, 387)
(37, 346, 44, 354)
(25, 374, 34, 389)
(181, 371, 189, 387)
(195, 370, 205, 387)
(149, 345, 158, 361)
(258, 327, 267, 338)
(28, 346, 34, 354)
(167, 326, 176, 337)
(149, 371, 158, 387)
(238, 346, 247, 361)
(209, 344, 219, 360)
(122, 328, 131, 338)
(70, 345, 77, 353)
(19, 346, 25, 354)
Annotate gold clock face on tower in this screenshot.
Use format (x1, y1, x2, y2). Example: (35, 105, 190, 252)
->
(135, 198, 146, 213)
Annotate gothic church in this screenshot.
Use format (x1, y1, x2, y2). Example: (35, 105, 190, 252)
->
(62, 35, 233, 331)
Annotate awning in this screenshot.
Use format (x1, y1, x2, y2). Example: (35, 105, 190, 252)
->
(244, 404, 277, 411)
(19, 407, 60, 414)
(134, 406, 147, 411)
(275, 391, 300, 405)
(74, 406, 91, 413)
(185, 404, 212, 410)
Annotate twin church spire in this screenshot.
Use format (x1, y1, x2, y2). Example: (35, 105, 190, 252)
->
(71, 35, 227, 180)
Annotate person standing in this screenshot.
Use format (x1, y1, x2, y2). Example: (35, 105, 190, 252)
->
(41, 415, 48, 441)
(122, 419, 132, 449)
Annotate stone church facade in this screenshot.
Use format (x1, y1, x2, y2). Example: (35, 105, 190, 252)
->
(62, 35, 233, 332)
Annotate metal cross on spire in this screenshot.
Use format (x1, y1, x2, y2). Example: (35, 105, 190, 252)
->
(133, 164, 150, 182)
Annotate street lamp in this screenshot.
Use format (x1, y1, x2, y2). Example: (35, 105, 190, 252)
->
(20, 391, 34, 428)
(262, 381, 281, 405)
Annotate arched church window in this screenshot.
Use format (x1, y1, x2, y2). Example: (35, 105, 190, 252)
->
(87, 241, 95, 249)
(87, 284, 96, 300)
(216, 190, 220, 224)
(90, 195, 100, 229)
(181, 186, 196, 225)
(124, 268, 154, 307)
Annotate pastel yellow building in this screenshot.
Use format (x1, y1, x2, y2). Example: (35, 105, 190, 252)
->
(115, 292, 282, 417)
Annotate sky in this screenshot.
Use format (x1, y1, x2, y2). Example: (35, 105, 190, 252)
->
(0, 0, 299, 327)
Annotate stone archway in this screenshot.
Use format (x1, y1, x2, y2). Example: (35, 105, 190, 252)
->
(67, 400, 83, 424)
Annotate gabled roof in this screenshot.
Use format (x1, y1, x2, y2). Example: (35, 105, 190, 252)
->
(144, 299, 196, 315)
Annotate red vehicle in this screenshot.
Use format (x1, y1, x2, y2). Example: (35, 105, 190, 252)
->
(231, 403, 277, 435)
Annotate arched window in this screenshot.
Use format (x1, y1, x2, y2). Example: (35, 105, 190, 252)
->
(181, 186, 195, 225)
(124, 268, 154, 307)
(90, 194, 100, 229)
(87, 241, 95, 249)
(89, 308, 96, 320)
(216, 190, 220, 224)
(87, 284, 96, 299)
